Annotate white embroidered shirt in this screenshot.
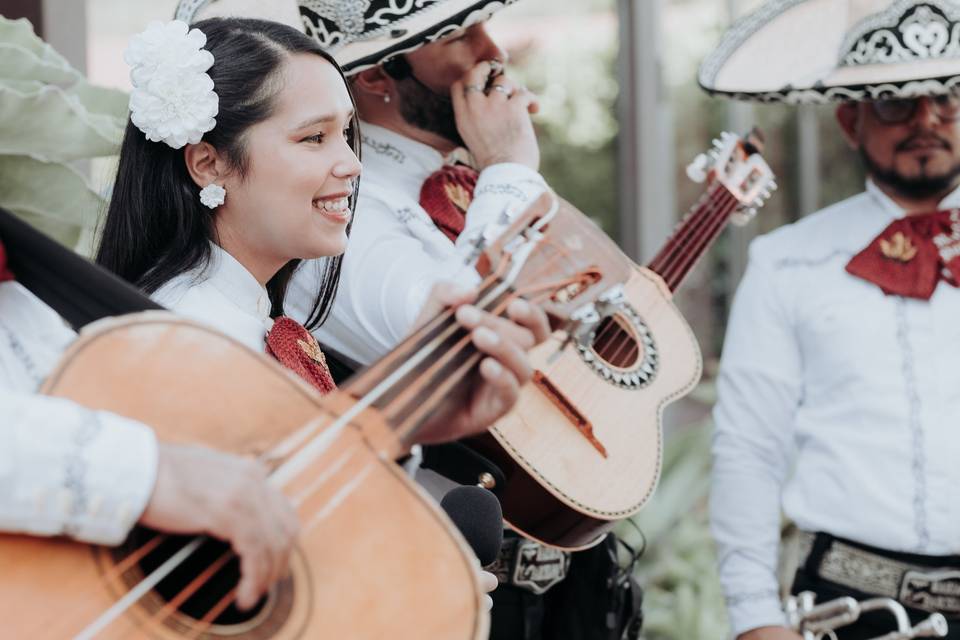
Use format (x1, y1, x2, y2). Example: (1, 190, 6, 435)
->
(152, 243, 274, 353)
(712, 181, 960, 635)
(0, 282, 157, 545)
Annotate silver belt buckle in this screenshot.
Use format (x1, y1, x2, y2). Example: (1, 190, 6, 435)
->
(899, 569, 960, 615)
(511, 539, 570, 595)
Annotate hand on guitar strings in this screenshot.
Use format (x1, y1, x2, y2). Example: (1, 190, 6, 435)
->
(412, 282, 550, 444)
(139, 443, 300, 610)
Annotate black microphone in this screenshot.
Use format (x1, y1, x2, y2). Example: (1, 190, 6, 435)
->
(440, 486, 504, 567)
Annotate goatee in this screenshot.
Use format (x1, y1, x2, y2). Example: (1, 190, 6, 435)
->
(859, 146, 960, 201)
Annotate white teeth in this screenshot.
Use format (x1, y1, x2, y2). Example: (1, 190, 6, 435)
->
(314, 197, 349, 213)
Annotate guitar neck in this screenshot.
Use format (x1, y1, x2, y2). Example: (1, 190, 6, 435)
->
(646, 183, 740, 293)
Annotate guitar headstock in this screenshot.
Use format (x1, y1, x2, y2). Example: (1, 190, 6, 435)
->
(686, 129, 776, 225)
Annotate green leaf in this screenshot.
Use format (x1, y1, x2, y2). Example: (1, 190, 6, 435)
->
(0, 155, 104, 238)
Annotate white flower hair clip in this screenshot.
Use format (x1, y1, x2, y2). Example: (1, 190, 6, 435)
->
(124, 20, 219, 149)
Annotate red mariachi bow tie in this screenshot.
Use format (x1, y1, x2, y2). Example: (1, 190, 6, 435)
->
(265, 316, 336, 395)
(846, 209, 960, 299)
(419, 164, 479, 242)
(0, 239, 15, 283)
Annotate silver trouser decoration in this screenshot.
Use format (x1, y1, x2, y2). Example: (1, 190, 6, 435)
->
(784, 591, 948, 640)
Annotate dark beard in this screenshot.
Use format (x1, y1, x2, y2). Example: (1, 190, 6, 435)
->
(859, 146, 960, 200)
(394, 75, 465, 148)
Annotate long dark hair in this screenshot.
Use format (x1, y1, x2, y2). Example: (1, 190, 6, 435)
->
(96, 17, 361, 329)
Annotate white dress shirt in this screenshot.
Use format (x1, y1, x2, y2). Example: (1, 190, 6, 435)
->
(152, 243, 274, 353)
(0, 281, 157, 545)
(287, 122, 548, 365)
(712, 181, 960, 636)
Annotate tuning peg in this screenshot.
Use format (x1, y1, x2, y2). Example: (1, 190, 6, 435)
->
(686, 153, 710, 183)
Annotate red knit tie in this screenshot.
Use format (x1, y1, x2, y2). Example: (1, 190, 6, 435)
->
(0, 239, 15, 283)
(265, 316, 336, 395)
(846, 209, 960, 299)
(419, 164, 478, 242)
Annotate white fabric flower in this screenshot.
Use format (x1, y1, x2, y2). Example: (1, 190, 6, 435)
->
(199, 183, 226, 209)
(124, 20, 218, 149)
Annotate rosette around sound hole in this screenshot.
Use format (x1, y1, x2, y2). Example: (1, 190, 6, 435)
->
(576, 304, 658, 389)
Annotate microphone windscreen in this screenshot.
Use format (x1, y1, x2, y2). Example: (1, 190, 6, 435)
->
(440, 486, 504, 566)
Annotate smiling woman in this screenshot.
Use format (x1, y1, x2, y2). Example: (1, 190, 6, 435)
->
(96, 18, 361, 337)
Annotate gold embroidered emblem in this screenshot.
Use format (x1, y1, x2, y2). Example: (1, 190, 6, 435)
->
(444, 182, 472, 213)
(297, 338, 328, 368)
(880, 232, 918, 262)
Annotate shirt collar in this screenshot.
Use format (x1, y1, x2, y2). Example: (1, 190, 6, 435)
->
(205, 243, 272, 324)
(865, 179, 960, 220)
(359, 121, 446, 200)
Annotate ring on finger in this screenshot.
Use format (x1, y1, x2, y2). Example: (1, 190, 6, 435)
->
(490, 84, 513, 97)
(463, 83, 486, 95)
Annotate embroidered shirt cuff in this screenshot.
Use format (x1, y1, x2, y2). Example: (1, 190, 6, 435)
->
(726, 591, 788, 637)
(63, 412, 158, 545)
(474, 163, 547, 204)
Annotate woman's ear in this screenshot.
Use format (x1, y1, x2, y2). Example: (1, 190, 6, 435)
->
(183, 141, 227, 189)
(835, 102, 862, 150)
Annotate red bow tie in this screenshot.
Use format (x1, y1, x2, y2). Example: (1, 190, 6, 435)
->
(846, 209, 960, 299)
(0, 239, 15, 283)
(419, 164, 478, 242)
(265, 316, 336, 395)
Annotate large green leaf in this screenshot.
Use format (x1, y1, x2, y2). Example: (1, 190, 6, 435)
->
(0, 16, 127, 162)
(0, 155, 104, 235)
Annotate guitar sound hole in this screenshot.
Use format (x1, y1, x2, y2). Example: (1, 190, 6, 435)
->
(590, 315, 640, 369)
(113, 527, 275, 630)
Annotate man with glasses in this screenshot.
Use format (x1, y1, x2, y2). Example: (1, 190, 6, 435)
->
(700, 1, 960, 639)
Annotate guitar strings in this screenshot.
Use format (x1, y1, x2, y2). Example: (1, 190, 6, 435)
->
(82, 187, 741, 634)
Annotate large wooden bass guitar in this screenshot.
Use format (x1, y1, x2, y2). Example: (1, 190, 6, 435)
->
(0, 171, 625, 638)
(470, 131, 776, 549)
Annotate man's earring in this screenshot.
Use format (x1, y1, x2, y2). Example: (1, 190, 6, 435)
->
(382, 93, 391, 104)
(199, 183, 226, 209)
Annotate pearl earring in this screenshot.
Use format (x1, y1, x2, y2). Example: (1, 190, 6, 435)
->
(199, 183, 226, 209)
(383, 93, 391, 104)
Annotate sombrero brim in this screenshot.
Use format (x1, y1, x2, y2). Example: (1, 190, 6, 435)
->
(699, 0, 960, 104)
(299, 0, 518, 75)
(174, 0, 303, 30)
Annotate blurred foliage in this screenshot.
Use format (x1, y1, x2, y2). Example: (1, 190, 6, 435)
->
(618, 383, 730, 640)
(507, 18, 620, 237)
(0, 16, 127, 254)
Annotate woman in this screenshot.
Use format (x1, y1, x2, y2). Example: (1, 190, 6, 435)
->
(97, 17, 548, 445)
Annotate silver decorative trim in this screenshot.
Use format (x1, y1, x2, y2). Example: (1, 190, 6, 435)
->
(576, 302, 658, 391)
(895, 299, 930, 552)
(841, 1, 960, 68)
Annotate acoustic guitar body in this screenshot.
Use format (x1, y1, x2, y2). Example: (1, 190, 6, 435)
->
(473, 266, 702, 549)
(0, 314, 487, 639)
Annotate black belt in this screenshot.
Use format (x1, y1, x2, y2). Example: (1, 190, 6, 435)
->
(487, 533, 570, 595)
(800, 531, 960, 617)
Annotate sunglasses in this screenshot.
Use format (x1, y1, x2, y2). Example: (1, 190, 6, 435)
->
(869, 94, 960, 125)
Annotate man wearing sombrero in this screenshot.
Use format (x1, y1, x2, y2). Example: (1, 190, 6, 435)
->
(172, 2, 642, 639)
(703, 1, 960, 638)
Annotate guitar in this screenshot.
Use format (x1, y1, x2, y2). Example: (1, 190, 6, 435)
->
(0, 184, 583, 638)
(467, 130, 776, 549)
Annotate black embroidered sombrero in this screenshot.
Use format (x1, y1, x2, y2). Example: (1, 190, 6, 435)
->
(175, 0, 518, 76)
(700, 0, 960, 103)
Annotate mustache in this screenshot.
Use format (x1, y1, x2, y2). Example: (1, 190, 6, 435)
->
(896, 134, 952, 152)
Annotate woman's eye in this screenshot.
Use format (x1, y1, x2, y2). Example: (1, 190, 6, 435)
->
(303, 133, 325, 143)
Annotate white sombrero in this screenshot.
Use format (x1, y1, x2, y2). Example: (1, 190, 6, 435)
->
(175, 0, 518, 76)
(700, 0, 960, 103)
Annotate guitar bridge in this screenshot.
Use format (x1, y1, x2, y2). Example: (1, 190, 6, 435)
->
(532, 370, 607, 458)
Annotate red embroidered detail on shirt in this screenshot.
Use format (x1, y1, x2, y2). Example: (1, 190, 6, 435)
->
(265, 316, 336, 395)
(419, 164, 479, 242)
(846, 209, 960, 300)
